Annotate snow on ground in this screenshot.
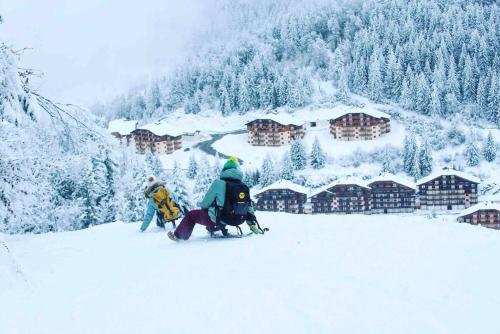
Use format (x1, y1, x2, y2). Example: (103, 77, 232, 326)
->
(1, 213, 500, 334)
(213, 121, 406, 170)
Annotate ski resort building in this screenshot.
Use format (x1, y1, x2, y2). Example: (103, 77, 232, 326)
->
(131, 121, 183, 155)
(457, 202, 500, 230)
(416, 169, 479, 210)
(329, 110, 390, 141)
(308, 179, 372, 214)
(253, 180, 308, 214)
(108, 119, 138, 145)
(367, 174, 416, 214)
(246, 114, 305, 146)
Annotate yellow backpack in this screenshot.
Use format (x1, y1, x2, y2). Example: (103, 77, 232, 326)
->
(152, 186, 181, 222)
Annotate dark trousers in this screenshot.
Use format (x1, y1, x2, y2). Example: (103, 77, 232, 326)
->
(174, 209, 215, 240)
(156, 212, 166, 228)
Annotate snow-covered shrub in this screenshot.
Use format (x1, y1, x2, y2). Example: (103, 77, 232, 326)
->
(428, 127, 447, 151)
(447, 127, 466, 146)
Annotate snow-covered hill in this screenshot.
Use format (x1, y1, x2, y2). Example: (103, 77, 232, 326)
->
(1, 213, 500, 334)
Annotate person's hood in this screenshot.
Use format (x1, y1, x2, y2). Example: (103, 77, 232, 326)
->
(220, 167, 243, 181)
(144, 182, 165, 199)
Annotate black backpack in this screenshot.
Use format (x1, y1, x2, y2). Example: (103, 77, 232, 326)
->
(219, 178, 251, 226)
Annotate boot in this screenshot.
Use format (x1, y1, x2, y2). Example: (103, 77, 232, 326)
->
(167, 231, 178, 242)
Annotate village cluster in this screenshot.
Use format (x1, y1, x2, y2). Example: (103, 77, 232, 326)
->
(108, 109, 392, 153)
(108, 110, 499, 231)
(253, 170, 500, 230)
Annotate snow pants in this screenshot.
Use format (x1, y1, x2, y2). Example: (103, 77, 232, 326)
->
(174, 209, 215, 240)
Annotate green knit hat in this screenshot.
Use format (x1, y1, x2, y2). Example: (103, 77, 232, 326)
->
(222, 156, 239, 171)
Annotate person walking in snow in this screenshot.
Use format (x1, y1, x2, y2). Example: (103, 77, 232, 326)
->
(168, 156, 263, 241)
(141, 177, 182, 232)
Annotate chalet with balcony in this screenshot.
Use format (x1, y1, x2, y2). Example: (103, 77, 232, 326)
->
(131, 121, 183, 155)
(246, 114, 305, 146)
(367, 173, 416, 214)
(329, 110, 390, 141)
(108, 119, 138, 145)
(457, 202, 500, 230)
(253, 180, 308, 214)
(416, 168, 479, 210)
(308, 178, 371, 214)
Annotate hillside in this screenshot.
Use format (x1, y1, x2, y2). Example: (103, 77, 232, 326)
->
(96, 0, 500, 201)
(101, 0, 499, 126)
(1, 213, 500, 334)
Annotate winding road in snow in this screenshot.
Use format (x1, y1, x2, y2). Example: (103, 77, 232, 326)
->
(192, 129, 246, 163)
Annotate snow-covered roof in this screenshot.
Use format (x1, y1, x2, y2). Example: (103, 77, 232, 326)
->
(246, 113, 305, 127)
(367, 173, 416, 190)
(327, 107, 390, 121)
(108, 119, 137, 136)
(253, 180, 309, 196)
(138, 120, 184, 137)
(416, 168, 480, 186)
(458, 201, 500, 218)
(309, 177, 370, 197)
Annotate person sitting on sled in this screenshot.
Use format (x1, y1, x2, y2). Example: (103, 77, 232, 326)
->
(168, 156, 263, 241)
(141, 177, 182, 232)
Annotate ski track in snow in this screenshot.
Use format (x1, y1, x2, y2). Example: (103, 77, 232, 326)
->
(1, 213, 500, 334)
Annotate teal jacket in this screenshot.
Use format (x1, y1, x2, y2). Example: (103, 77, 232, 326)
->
(141, 183, 178, 232)
(200, 167, 255, 225)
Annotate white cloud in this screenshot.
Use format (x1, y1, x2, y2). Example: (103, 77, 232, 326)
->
(2, 0, 207, 106)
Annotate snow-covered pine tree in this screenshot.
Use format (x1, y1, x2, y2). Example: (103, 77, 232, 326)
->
(430, 82, 442, 116)
(418, 139, 433, 177)
(212, 153, 223, 177)
(92, 145, 117, 225)
(482, 131, 497, 162)
(187, 154, 198, 178)
(447, 60, 461, 101)
(465, 136, 481, 167)
(80, 152, 113, 228)
(242, 169, 257, 188)
(403, 134, 418, 175)
(384, 50, 402, 99)
(462, 55, 476, 102)
(409, 147, 421, 180)
(415, 73, 431, 115)
(476, 75, 488, 113)
(168, 161, 193, 210)
(117, 149, 148, 223)
(310, 136, 327, 169)
(193, 157, 213, 203)
(487, 72, 499, 124)
(252, 169, 261, 186)
(279, 151, 295, 181)
(381, 147, 396, 174)
(290, 140, 307, 170)
(336, 65, 350, 102)
(400, 68, 413, 109)
(145, 81, 162, 118)
(144, 151, 164, 180)
(368, 51, 383, 102)
(260, 155, 276, 187)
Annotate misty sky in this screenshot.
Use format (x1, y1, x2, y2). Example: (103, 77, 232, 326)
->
(2, 0, 207, 106)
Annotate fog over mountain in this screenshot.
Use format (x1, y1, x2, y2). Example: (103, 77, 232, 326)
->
(1, 0, 207, 106)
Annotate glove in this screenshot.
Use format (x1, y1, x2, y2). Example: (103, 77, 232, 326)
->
(249, 223, 263, 234)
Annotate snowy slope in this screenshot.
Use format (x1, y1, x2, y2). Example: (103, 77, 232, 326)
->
(1, 213, 500, 334)
(212, 121, 406, 170)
